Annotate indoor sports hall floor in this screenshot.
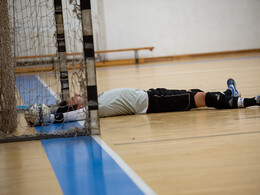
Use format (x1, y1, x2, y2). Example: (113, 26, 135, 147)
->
(1, 53, 260, 195)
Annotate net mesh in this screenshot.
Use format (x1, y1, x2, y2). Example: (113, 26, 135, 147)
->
(0, 0, 99, 142)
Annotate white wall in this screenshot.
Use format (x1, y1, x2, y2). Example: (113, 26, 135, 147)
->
(95, 0, 260, 60)
(10, 0, 260, 60)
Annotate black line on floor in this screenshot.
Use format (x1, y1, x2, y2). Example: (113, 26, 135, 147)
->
(234, 116, 260, 120)
(114, 130, 260, 146)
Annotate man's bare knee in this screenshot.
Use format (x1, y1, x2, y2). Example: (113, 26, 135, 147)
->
(194, 92, 206, 107)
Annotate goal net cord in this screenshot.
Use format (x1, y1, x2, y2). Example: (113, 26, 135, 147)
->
(0, 0, 100, 143)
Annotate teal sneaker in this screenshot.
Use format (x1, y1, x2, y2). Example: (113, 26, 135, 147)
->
(227, 78, 241, 97)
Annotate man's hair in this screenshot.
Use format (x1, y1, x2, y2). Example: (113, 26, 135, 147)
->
(57, 100, 77, 113)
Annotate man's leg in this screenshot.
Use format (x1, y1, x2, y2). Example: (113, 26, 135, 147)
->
(147, 88, 200, 112)
(221, 78, 240, 97)
(194, 92, 206, 107)
(194, 92, 260, 109)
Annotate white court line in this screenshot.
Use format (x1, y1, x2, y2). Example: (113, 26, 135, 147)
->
(78, 121, 156, 194)
(36, 75, 61, 102)
(92, 135, 157, 195)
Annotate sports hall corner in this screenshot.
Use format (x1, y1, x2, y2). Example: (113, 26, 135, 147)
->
(1, 0, 260, 195)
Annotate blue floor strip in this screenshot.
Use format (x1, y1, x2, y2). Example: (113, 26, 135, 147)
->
(16, 75, 149, 195)
(41, 136, 144, 195)
(35, 122, 82, 134)
(16, 75, 56, 106)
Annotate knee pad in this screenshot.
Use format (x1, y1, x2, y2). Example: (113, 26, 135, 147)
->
(205, 92, 232, 109)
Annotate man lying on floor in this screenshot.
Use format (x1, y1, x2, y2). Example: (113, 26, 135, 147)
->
(25, 78, 260, 126)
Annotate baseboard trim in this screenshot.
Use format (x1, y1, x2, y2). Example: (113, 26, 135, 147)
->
(15, 48, 260, 73)
(96, 48, 260, 67)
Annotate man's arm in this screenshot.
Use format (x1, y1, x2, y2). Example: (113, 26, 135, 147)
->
(52, 108, 87, 123)
(25, 104, 88, 126)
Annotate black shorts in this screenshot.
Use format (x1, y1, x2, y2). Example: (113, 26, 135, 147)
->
(146, 88, 203, 113)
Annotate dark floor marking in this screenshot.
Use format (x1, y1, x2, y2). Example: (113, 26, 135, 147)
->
(115, 130, 260, 146)
(234, 116, 260, 120)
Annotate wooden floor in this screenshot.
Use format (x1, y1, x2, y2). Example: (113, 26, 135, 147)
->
(1, 53, 260, 194)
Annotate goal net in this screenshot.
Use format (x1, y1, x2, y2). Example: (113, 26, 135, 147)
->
(0, 0, 100, 143)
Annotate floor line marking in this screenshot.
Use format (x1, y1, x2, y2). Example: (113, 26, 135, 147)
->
(234, 116, 260, 120)
(114, 130, 260, 146)
(36, 75, 61, 102)
(92, 135, 156, 195)
(16, 75, 57, 106)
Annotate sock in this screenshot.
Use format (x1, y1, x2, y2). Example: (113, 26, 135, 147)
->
(243, 98, 257, 107)
(236, 98, 244, 108)
(229, 97, 257, 108)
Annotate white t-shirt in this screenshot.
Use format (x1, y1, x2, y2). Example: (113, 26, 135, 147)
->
(98, 88, 149, 117)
